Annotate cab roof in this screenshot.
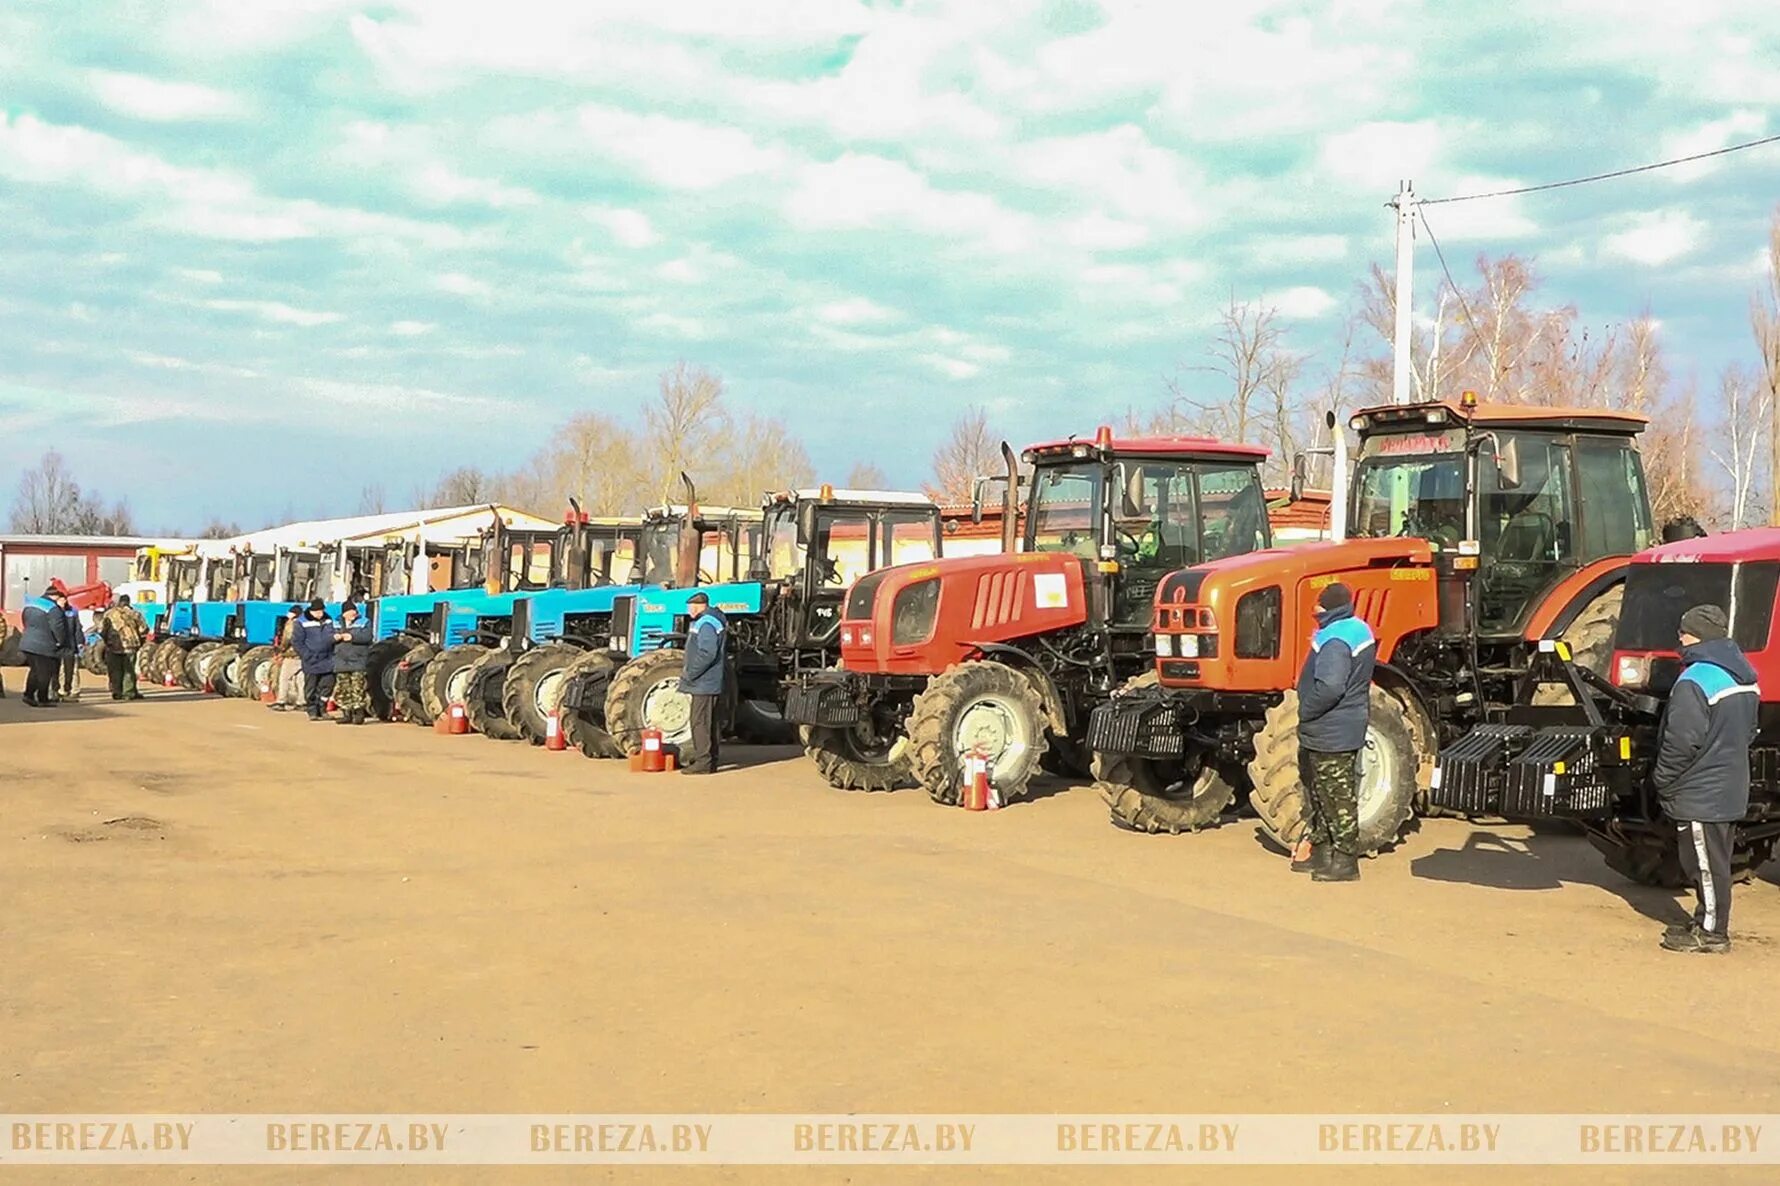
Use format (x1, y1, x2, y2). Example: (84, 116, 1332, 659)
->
(1353, 399, 1646, 436)
(1023, 433, 1268, 462)
(775, 488, 937, 508)
(1637, 528, 1780, 565)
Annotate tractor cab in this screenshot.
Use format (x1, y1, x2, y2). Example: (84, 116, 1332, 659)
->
(320, 540, 411, 602)
(551, 511, 642, 592)
(758, 487, 942, 653)
(1345, 400, 1654, 637)
(1608, 533, 1780, 698)
(634, 503, 762, 589)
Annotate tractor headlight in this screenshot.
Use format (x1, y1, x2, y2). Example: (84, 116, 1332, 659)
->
(1177, 634, 1200, 658)
(841, 626, 855, 647)
(1154, 634, 1173, 657)
(1615, 654, 1651, 689)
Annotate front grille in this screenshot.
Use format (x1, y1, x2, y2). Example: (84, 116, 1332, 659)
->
(783, 680, 862, 726)
(1503, 728, 1613, 818)
(1086, 698, 1188, 759)
(1159, 660, 1201, 681)
(1430, 725, 1527, 815)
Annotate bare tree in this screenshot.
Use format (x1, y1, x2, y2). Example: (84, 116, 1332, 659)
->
(710, 413, 814, 506)
(646, 362, 728, 502)
(356, 484, 387, 515)
(1172, 297, 1295, 447)
(516, 411, 645, 516)
(926, 406, 1000, 505)
(9, 450, 135, 535)
(198, 518, 243, 540)
(427, 466, 498, 508)
(1755, 208, 1780, 526)
(845, 461, 889, 489)
(1709, 365, 1772, 529)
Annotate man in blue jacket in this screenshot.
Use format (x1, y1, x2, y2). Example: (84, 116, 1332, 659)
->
(292, 598, 338, 721)
(1653, 604, 1759, 953)
(20, 587, 72, 708)
(1294, 582, 1376, 882)
(679, 592, 727, 774)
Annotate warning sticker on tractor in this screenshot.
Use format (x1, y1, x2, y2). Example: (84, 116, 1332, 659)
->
(1033, 572, 1069, 609)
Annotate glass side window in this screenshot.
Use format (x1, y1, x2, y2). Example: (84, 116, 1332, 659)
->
(1028, 464, 1102, 558)
(286, 555, 321, 601)
(1199, 465, 1270, 559)
(507, 541, 553, 591)
(811, 510, 873, 587)
(882, 510, 940, 568)
(1112, 462, 1201, 570)
(764, 508, 803, 582)
(1575, 437, 1655, 560)
(1476, 434, 1575, 632)
(1350, 456, 1466, 546)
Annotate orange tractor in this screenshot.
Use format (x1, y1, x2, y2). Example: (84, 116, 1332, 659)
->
(785, 428, 1273, 803)
(1087, 397, 1659, 853)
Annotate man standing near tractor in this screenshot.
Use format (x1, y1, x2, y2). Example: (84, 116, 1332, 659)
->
(99, 594, 148, 701)
(1292, 582, 1376, 883)
(330, 602, 374, 726)
(1652, 605, 1759, 954)
(293, 599, 338, 721)
(679, 592, 727, 775)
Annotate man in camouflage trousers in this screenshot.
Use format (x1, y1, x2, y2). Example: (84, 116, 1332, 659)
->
(98, 594, 149, 700)
(1292, 582, 1376, 882)
(329, 602, 374, 725)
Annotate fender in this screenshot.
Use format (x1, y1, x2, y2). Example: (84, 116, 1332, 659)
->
(971, 641, 1070, 734)
(1523, 557, 1630, 642)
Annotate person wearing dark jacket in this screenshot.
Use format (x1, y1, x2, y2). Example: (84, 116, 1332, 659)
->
(59, 595, 83, 700)
(292, 598, 338, 720)
(329, 602, 375, 725)
(679, 593, 727, 774)
(20, 588, 72, 708)
(1652, 604, 1759, 953)
(1294, 582, 1377, 882)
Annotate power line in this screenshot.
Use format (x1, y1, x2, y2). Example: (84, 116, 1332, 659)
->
(1420, 132, 1780, 205)
(1417, 207, 1483, 343)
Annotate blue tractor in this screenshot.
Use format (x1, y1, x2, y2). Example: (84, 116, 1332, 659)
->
(565, 482, 944, 759)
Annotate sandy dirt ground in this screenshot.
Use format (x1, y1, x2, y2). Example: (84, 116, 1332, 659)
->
(4, 671, 1779, 1185)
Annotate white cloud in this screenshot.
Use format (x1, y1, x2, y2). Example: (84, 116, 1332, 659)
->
(200, 298, 343, 327)
(1265, 286, 1338, 320)
(919, 353, 981, 380)
(174, 267, 225, 284)
(1659, 110, 1769, 181)
(88, 70, 246, 121)
(390, 320, 435, 336)
(1249, 235, 1350, 267)
(585, 207, 659, 249)
(639, 312, 708, 338)
(786, 154, 1036, 254)
(1602, 210, 1706, 266)
(437, 271, 492, 298)
(1319, 120, 1442, 190)
(1063, 213, 1151, 252)
(1016, 125, 1202, 227)
(815, 298, 902, 326)
(575, 104, 786, 190)
(410, 162, 539, 208)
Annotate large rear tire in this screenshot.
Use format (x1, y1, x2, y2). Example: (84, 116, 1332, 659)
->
(81, 643, 108, 676)
(907, 660, 1048, 807)
(366, 638, 414, 720)
(396, 642, 439, 724)
(205, 645, 244, 696)
(604, 648, 694, 755)
(183, 641, 223, 689)
(463, 648, 521, 740)
(421, 644, 490, 725)
(732, 698, 797, 745)
(801, 722, 913, 791)
(1247, 685, 1422, 855)
(556, 649, 625, 758)
(1586, 827, 1775, 888)
(502, 642, 582, 744)
(234, 645, 277, 699)
(1533, 585, 1623, 706)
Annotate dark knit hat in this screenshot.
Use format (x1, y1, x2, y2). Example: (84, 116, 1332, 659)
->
(688, 592, 710, 606)
(1318, 582, 1353, 611)
(1679, 604, 1729, 642)
(307, 598, 327, 612)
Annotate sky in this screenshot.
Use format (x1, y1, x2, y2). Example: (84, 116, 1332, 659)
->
(3, 0, 1778, 531)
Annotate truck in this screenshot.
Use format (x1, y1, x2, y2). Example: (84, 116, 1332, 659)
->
(1086, 397, 1658, 852)
(786, 428, 1273, 803)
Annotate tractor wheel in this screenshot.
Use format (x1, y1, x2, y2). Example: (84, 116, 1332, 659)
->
(205, 646, 244, 697)
(732, 698, 798, 745)
(555, 649, 625, 758)
(463, 649, 521, 740)
(1585, 827, 1776, 888)
(183, 641, 223, 689)
(800, 723, 913, 792)
(150, 639, 184, 685)
(1247, 685, 1421, 855)
(81, 644, 108, 676)
(501, 642, 582, 744)
(421, 643, 491, 726)
(907, 660, 1048, 807)
(1532, 585, 1623, 706)
(235, 645, 277, 699)
(397, 642, 440, 725)
(604, 648, 695, 755)
(1094, 672, 1236, 834)
(138, 641, 165, 684)
(366, 638, 414, 721)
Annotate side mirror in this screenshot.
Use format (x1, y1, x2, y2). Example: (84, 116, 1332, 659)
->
(1496, 436, 1522, 490)
(970, 476, 987, 525)
(1289, 453, 1308, 503)
(797, 501, 817, 545)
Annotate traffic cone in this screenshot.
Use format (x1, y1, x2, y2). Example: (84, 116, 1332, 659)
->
(163, 669, 177, 689)
(259, 681, 276, 705)
(448, 701, 469, 734)
(545, 709, 566, 751)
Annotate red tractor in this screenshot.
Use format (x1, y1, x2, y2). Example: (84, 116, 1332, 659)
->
(785, 428, 1273, 804)
(1431, 527, 1780, 883)
(1087, 398, 1658, 852)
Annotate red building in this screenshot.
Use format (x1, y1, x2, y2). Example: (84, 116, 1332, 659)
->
(0, 534, 175, 616)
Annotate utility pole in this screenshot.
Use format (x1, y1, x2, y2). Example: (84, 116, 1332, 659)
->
(1390, 180, 1417, 406)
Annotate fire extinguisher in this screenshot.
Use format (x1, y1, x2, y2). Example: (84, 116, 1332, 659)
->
(640, 726, 666, 772)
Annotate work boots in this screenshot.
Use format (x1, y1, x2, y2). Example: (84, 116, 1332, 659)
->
(1290, 842, 1330, 875)
(1313, 850, 1361, 882)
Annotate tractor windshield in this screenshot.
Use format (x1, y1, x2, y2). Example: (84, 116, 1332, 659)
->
(1618, 562, 1780, 653)
(244, 555, 276, 601)
(284, 552, 321, 602)
(1350, 453, 1467, 547)
(1029, 464, 1103, 558)
(168, 559, 198, 604)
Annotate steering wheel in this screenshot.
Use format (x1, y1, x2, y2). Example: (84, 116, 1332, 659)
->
(1115, 528, 1144, 558)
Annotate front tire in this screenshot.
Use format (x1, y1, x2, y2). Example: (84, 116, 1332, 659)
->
(366, 638, 415, 720)
(1586, 826, 1775, 888)
(421, 643, 490, 725)
(234, 645, 277, 699)
(556, 649, 625, 758)
(801, 723, 913, 791)
(396, 642, 439, 724)
(463, 648, 521, 740)
(1532, 584, 1623, 706)
(1247, 686, 1422, 855)
(501, 641, 581, 744)
(907, 660, 1047, 807)
(604, 648, 694, 755)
